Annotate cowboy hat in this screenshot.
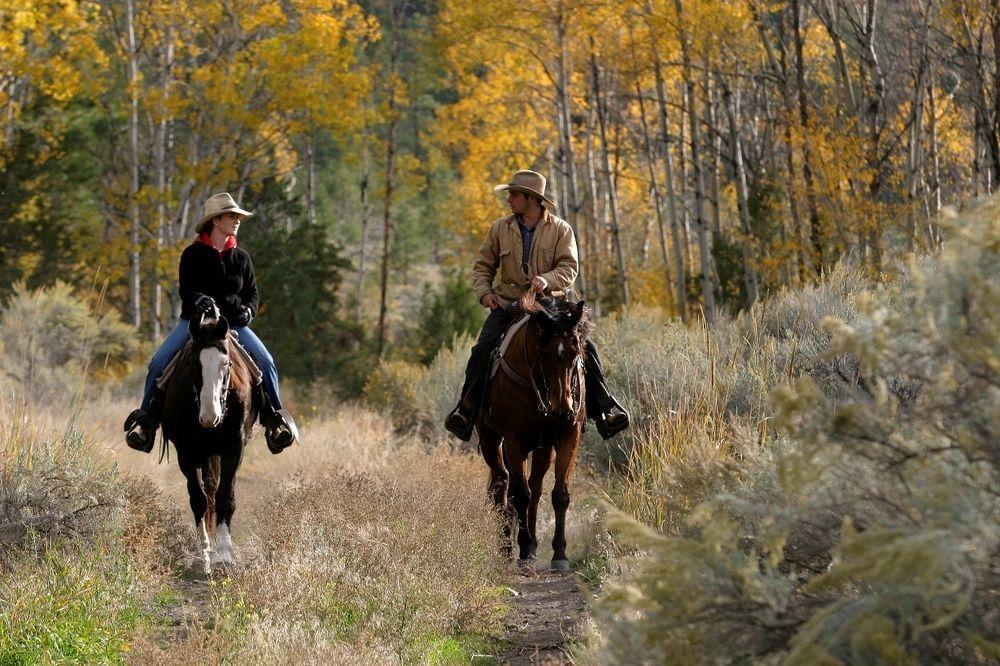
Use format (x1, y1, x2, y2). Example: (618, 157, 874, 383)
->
(194, 192, 253, 234)
(493, 170, 557, 207)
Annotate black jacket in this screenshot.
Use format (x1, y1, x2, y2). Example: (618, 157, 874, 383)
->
(178, 241, 259, 323)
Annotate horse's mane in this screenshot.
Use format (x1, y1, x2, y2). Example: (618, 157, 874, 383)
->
(518, 291, 594, 340)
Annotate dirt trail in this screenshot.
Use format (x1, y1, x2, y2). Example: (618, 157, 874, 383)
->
(498, 566, 590, 665)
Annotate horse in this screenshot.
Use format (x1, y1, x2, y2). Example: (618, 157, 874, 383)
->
(477, 292, 592, 571)
(160, 311, 258, 573)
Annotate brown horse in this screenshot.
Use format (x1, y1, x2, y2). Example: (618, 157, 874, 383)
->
(160, 311, 257, 572)
(477, 292, 592, 571)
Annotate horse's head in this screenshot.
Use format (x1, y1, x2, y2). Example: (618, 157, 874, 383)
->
(519, 292, 593, 422)
(188, 313, 232, 429)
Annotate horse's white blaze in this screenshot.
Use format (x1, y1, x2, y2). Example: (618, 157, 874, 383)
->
(199, 348, 227, 427)
(215, 523, 234, 564)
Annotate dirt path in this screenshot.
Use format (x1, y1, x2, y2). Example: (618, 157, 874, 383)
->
(498, 566, 590, 665)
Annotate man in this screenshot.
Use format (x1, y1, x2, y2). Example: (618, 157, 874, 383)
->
(444, 169, 630, 441)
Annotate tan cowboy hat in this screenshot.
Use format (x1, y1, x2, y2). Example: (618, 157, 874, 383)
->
(195, 192, 253, 234)
(493, 170, 557, 207)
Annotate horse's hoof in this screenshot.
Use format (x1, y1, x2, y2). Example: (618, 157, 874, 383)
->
(517, 558, 538, 572)
(551, 559, 571, 572)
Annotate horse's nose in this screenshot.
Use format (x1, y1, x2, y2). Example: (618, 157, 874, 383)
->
(200, 416, 222, 429)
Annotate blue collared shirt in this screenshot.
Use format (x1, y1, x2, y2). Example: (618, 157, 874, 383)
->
(517, 216, 537, 276)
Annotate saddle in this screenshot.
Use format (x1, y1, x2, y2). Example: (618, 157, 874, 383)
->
(156, 330, 264, 392)
(489, 313, 530, 385)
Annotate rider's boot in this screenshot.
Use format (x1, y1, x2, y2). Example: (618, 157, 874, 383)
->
(445, 353, 490, 442)
(124, 388, 165, 453)
(255, 384, 299, 454)
(584, 342, 630, 440)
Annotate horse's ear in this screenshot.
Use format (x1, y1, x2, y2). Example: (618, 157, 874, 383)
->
(214, 316, 230, 340)
(572, 300, 586, 322)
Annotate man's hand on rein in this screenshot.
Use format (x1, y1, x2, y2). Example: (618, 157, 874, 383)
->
(529, 276, 548, 293)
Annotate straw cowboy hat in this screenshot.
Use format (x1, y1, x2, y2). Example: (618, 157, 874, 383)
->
(195, 192, 254, 234)
(493, 170, 557, 208)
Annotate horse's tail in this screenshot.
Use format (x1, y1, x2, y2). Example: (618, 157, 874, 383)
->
(201, 456, 222, 535)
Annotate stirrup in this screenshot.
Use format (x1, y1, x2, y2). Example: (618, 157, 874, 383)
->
(444, 408, 475, 442)
(123, 408, 145, 433)
(592, 392, 630, 440)
(265, 409, 299, 454)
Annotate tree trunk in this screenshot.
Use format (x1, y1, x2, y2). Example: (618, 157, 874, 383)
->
(633, 44, 674, 313)
(704, 66, 722, 237)
(792, 0, 823, 274)
(584, 92, 603, 316)
(751, 1, 808, 282)
(555, 0, 584, 296)
(126, 0, 141, 328)
(651, 48, 687, 322)
(720, 74, 760, 309)
(926, 72, 942, 243)
(590, 44, 628, 308)
(356, 135, 370, 329)
(152, 25, 174, 340)
(377, 0, 407, 358)
(674, 0, 715, 325)
(306, 132, 318, 227)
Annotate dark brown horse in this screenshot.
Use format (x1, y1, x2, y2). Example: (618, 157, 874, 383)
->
(160, 311, 257, 572)
(477, 292, 592, 571)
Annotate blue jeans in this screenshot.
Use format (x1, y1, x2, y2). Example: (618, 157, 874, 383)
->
(141, 319, 284, 411)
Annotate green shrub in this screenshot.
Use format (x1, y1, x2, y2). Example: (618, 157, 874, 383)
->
(0, 281, 137, 402)
(363, 333, 472, 439)
(593, 200, 1000, 663)
(0, 401, 184, 663)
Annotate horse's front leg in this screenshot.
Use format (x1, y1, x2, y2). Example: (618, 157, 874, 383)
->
(506, 440, 533, 564)
(179, 455, 211, 574)
(551, 429, 581, 572)
(479, 425, 513, 557)
(526, 445, 554, 562)
(214, 449, 243, 565)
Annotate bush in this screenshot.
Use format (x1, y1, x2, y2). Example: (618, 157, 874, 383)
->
(363, 333, 472, 439)
(0, 400, 185, 663)
(592, 200, 1000, 663)
(0, 281, 137, 402)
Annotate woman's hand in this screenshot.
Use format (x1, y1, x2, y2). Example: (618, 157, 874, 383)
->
(194, 294, 217, 314)
(235, 305, 253, 327)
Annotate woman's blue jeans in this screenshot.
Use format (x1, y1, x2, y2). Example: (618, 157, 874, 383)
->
(140, 318, 284, 411)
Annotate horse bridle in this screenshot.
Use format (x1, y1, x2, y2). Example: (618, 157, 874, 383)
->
(520, 321, 584, 418)
(193, 312, 233, 422)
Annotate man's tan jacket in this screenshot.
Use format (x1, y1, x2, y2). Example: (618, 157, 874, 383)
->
(472, 210, 579, 307)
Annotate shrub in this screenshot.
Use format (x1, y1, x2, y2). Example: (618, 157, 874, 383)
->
(363, 333, 472, 439)
(0, 405, 138, 663)
(592, 200, 1000, 663)
(0, 281, 137, 402)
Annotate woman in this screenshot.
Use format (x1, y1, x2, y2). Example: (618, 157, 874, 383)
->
(124, 192, 298, 454)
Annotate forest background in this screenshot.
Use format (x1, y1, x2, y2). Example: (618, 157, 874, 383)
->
(5, 0, 999, 388)
(1, 0, 999, 662)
